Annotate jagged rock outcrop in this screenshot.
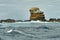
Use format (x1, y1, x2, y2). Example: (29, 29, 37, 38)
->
(49, 18, 60, 22)
(49, 18, 56, 22)
(0, 19, 15, 23)
(29, 7, 45, 21)
(56, 18, 60, 22)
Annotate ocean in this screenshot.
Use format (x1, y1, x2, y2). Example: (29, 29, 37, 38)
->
(0, 22, 60, 40)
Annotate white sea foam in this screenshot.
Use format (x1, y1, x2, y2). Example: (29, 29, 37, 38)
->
(7, 29, 35, 37)
(7, 29, 13, 33)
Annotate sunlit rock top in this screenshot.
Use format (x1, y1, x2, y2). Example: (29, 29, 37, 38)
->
(29, 7, 41, 14)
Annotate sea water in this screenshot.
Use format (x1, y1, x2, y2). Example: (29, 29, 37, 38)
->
(0, 22, 60, 40)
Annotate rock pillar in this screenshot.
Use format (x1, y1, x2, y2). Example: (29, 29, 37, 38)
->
(29, 7, 45, 21)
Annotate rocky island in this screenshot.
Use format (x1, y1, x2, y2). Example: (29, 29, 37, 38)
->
(29, 7, 46, 21)
(0, 7, 60, 23)
(29, 7, 60, 22)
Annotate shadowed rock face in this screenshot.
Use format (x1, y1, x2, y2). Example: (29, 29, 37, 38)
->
(29, 7, 45, 21)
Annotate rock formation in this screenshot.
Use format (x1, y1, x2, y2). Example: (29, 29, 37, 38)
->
(0, 19, 15, 23)
(29, 7, 45, 21)
(49, 18, 56, 22)
(56, 18, 60, 22)
(49, 18, 60, 22)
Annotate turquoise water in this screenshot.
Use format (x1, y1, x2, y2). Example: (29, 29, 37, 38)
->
(0, 22, 60, 40)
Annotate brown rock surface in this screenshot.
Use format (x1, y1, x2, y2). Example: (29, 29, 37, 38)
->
(29, 7, 45, 21)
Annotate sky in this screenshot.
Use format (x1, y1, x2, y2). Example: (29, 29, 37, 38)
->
(0, 0, 60, 20)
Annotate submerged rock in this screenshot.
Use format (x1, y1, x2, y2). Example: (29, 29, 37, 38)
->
(36, 25, 49, 29)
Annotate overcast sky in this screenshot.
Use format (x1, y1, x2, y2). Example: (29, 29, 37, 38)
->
(0, 0, 60, 20)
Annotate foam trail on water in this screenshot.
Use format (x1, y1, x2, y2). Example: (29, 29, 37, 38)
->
(14, 30, 35, 36)
(6, 29, 39, 38)
(7, 29, 13, 33)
